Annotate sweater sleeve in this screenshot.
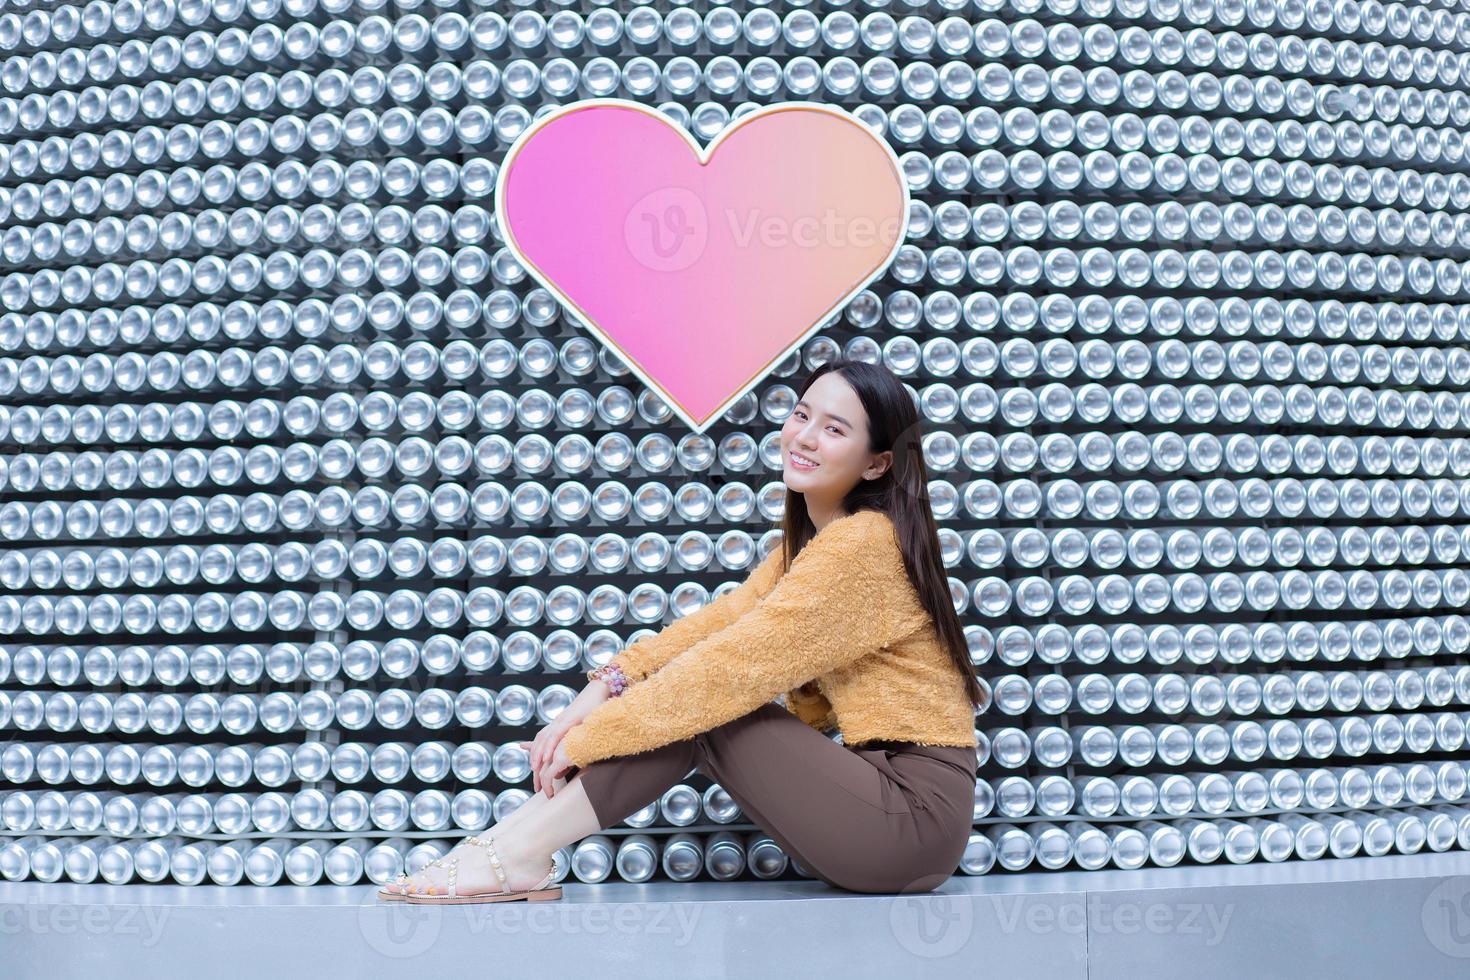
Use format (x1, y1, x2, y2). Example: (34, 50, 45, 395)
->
(561, 510, 921, 767)
(603, 545, 784, 684)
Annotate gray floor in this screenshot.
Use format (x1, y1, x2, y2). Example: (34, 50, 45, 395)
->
(4, 851, 1470, 978)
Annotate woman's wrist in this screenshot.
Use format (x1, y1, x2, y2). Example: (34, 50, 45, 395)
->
(585, 661, 629, 697)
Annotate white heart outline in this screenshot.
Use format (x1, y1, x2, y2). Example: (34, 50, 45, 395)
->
(495, 97, 912, 434)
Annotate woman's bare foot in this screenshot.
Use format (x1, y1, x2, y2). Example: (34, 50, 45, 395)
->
(391, 827, 557, 898)
(385, 770, 594, 898)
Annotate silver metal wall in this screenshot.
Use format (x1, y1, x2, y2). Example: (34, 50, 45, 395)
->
(3, 0, 1470, 885)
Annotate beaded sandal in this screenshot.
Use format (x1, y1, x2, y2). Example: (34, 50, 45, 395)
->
(377, 871, 412, 901)
(398, 834, 562, 905)
(377, 855, 454, 901)
(376, 844, 489, 901)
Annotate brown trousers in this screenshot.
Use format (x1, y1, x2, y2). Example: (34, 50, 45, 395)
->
(571, 700, 977, 894)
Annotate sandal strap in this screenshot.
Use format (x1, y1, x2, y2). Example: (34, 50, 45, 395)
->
(464, 834, 512, 894)
(444, 856, 460, 899)
(464, 834, 557, 894)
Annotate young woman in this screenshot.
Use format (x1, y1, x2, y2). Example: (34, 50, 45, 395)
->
(380, 357, 989, 903)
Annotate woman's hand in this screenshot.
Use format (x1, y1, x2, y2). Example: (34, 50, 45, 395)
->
(534, 740, 574, 798)
(518, 679, 612, 797)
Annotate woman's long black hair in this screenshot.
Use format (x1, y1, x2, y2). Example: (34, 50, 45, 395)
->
(776, 356, 990, 714)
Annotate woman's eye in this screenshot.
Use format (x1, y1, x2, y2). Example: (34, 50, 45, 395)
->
(827, 425, 840, 434)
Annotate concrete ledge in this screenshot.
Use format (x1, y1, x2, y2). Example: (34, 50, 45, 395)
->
(3, 852, 1470, 978)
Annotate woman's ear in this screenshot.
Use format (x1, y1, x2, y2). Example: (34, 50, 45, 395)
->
(864, 450, 893, 480)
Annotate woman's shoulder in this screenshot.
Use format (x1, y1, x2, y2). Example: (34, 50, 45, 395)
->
(826, 508, 899, 543)
(799, 510, 927, 628)
(758, 510, 903, 583)
(803, 509, 903, 563)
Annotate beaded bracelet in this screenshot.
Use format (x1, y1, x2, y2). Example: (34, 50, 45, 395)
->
(586, 661, 629, 697)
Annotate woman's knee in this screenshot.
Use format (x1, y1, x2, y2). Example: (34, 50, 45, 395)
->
(720, 701, 785, 732)
(691, 703, 780, 764)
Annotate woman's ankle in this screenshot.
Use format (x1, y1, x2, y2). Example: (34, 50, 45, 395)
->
(491, 785, 549, 835)
(483, 823, 558, 883)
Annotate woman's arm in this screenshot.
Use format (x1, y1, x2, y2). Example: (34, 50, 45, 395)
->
(561, 511, 924, 768)
(604, 545, 784, 684)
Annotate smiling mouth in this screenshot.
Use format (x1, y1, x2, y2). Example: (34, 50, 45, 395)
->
(790, 452, 819, 470)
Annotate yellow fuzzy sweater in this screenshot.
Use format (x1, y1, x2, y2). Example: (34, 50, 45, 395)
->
(560, 509, 979, 769)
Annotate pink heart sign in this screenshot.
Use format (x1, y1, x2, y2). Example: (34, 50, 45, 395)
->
(495, 99, 910, 433)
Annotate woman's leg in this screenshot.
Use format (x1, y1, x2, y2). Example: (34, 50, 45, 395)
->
(474, 772, 562, 838)
(394, 701, 964, 895)
(562, 703, 965, 892)
(573, 736, 700, 828)
(685, 702, 969, 894)
(393, 738, 705, 895)
(393, 771, 606, 895)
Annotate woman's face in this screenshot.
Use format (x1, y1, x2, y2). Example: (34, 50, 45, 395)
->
(780, 372, 888, 500)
